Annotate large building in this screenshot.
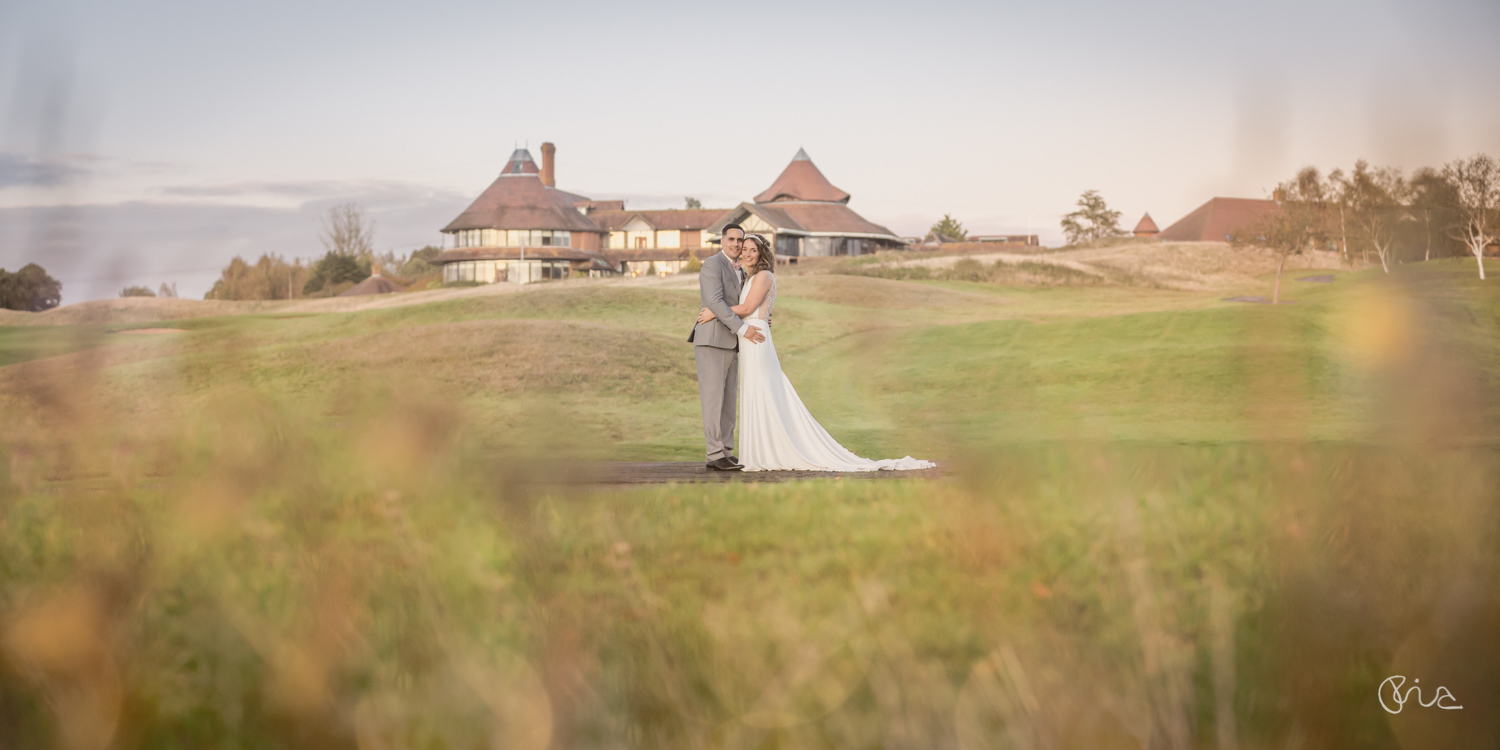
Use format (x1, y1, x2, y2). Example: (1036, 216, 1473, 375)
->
(1158, 198, 1279, 243)
(587, 208, 728, 277)
(708, 149, 905, 260)
(436, 145, 611, 283)
(435, 143, 911, 283)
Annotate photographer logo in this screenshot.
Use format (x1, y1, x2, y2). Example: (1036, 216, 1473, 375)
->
(1379, 676, 1462, 714)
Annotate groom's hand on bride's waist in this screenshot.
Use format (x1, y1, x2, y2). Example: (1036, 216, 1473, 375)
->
(745, 328, 765, 344)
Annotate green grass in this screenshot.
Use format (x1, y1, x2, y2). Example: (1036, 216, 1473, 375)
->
(5, 262, 1493, 458)
(2, 258, 1499, 747)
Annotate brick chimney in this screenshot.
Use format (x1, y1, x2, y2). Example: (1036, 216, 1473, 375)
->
(540, 142, 556, 187)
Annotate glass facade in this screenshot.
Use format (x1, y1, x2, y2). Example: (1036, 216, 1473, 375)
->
(452, 229, 572, 248)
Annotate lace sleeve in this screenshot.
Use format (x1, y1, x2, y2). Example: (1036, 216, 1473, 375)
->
(757, 272, 776, 321)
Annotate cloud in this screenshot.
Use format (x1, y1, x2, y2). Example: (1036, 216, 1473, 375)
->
(0, 152, 88, 189)
(156, 178, 468, 208)
(0, 181, 470, 303)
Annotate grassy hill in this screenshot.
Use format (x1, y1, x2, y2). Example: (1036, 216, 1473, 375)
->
(4, 253, 1496, 457)
(1, 250, 1498, 748)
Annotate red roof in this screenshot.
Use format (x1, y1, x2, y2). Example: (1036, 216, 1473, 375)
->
(710, 202, 898, 239)
(753, 148, 851, 204)
(442, 172, 602, 233)
(338, 275, 405, 296)
(575, 200, 625, 213)
(588, 208, 732, 232)
(1133, 213, 1159, 235)
(1158, 198, 1280, 242)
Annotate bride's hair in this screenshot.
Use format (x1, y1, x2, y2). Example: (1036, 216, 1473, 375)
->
(744, 234, 775, 275)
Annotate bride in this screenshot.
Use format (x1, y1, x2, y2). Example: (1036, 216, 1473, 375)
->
(696, 233, 935, 472)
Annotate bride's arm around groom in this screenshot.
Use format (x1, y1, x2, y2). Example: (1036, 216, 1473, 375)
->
(687, 253, 762, 346)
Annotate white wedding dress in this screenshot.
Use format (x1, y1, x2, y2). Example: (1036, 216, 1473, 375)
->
(735, 271, 935, 472)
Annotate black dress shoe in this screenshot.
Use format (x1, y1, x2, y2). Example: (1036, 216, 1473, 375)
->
(728, 454, 740, 465)
(706, 456, 743, 471)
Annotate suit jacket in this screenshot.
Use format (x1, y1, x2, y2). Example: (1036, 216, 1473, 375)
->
(688, 252, 745, 350)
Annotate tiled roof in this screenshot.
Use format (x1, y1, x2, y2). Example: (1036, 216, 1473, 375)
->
(753, 150, 851, 204)
(1133, 213, 1160, 234)
(338, 275, 405, 296)
(710, 202, 898, 239)
(575, 200, 625, 213)
(441, 173, 603, 233)
(589, 208, 732, 232)
(501, 148, 540, 175)
(1158, 198, 1279, 242)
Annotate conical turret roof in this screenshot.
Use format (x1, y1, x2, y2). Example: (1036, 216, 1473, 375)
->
(501, 148, 540, 176)
(442, 147, 598, 233)
(753, 148, 851, 204)
(1133, 213, 1160, 235)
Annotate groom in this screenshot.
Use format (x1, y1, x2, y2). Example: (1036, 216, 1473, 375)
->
(688, 223, 764, 471)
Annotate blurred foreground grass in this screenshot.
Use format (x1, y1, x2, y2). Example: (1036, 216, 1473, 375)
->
(1, 258, 1498, 748)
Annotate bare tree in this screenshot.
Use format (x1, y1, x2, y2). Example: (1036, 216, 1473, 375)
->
(1326, 168, 1354, 265)
(1443, 154, 1497, 280)
(1231, 176, 1324, 304)
(1346, 160, 1407, 273)
(321, 202, 375, 258)
(157, 282, 179, 298)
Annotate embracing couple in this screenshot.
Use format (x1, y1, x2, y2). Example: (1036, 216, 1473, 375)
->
(688, 224, 935, 473)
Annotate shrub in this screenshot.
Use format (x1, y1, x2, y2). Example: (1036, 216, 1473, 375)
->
(303, 252, 370, 296)
(0, 263, 62, 311)
(120, 285, 156, 298)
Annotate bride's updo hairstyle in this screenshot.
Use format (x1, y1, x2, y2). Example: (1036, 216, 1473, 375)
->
(744, 233, 775, 275)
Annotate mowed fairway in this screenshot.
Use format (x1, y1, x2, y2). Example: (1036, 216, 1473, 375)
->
(2, 253, 1499, 748)
(3, 256, 1497, 457)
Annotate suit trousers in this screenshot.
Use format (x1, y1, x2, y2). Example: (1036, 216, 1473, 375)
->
(694, 344, 738, 460)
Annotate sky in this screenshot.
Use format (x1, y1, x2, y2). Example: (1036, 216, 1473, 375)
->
(1, 0, 1497, 302)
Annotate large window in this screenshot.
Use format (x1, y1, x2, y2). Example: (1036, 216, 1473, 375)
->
(776, 234, 802, 257)
(455, 229, 574, 248)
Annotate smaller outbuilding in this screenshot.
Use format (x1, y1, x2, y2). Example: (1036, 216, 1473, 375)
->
(338, 270, 406, 297)
(1132, 213, 1160, 238)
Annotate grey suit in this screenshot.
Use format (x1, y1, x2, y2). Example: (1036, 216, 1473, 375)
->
(689, 252, 745, 460)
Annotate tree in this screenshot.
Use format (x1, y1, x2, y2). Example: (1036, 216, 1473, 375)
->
(1346, 160, 1407, 273)
(685, 197, 702, 209)
(302, 252, 370, 296)
(930, 213, 968, 242)
(1325, 168, 1354, 264)
(1060, 190, 1124, 245)
(158, 282, 179, 299)
(1409, 168, 1462, 262)
(205, 254, 312, 300)
(120, 285, 156, 297)
(1442, 154, 1497, 280)
(321, 202, 375, 258)
(399, 245, 443, 278)
(1230, 177, 1324, 305)
(0, 264, 63, 311)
